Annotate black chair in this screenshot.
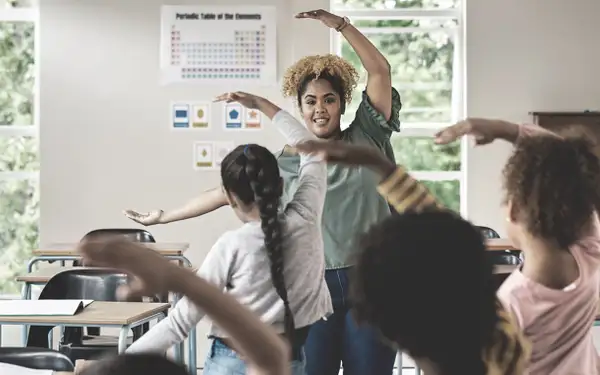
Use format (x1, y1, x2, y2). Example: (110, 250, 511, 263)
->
(75, 228, 158, 336)
(0, 347, 74, 372)
(478, 225, 523, 262)
(26, 268, 156, 361)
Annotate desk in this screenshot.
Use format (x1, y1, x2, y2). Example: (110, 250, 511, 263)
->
(486, 238, 517, 251)
(0, 302, 169, 354)
(15, 267, 197, 374)
(28, 243, 191, 273)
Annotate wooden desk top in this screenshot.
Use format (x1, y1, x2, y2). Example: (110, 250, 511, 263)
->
(16, 267, 89, 283)
(0, 301, 169, 325)
(33, 242, 189, 256)
(486, 238, 516, 251)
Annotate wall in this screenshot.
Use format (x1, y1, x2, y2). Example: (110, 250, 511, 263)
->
(465, 0, 600, 233)
(4, 0, 600, 365)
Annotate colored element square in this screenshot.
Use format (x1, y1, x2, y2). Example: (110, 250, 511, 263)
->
(225, 103, 243, 129)
(192, 104, 209, 128)
(244, 108, 261, 129)
(194, 142, 214, 168)
(172, 104, 189, 128)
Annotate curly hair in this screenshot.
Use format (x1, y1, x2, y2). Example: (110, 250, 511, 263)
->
(503, 133, 600, 248)
(220, 144, 295, 341)
(351, 210, 512, 374)
(282, 54, 358, 106)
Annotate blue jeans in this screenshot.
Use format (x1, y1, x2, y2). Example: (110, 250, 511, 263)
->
(203, 338, 306, 375)
(305, 268, 396, 375)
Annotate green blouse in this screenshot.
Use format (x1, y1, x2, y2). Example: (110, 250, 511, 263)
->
(276, 88, 402, 269)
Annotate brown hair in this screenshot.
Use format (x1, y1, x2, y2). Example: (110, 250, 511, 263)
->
(503, 132, 600, 248)
(281, 54, 358, 105)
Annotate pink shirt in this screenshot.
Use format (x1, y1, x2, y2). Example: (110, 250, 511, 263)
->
(498, 216, 600, 375)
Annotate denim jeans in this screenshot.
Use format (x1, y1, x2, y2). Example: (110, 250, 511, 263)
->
(304, 267, 396, 375)
(203, 338, 306, 375)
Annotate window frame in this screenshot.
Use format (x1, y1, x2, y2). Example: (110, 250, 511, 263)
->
(330, 2, 467, 215)
(0, 3, 39, 298)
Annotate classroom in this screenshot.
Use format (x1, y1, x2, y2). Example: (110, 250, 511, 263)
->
(1, 0, 600, 374)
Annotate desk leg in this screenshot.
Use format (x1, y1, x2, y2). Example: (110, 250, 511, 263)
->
(118, 326, 130, 354)
(20, 282, 31, 345)
(188, 328, 197, 374)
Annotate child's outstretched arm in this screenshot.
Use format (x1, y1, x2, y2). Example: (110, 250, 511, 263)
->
(123, 187, 229, 226)
(77, 238, 290, 375)
(434, 118, 559, 146)
(295, 141, 441, 213)
(215, 92, 326, 219)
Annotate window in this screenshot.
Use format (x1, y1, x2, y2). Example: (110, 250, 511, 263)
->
(0, 0, 39, 295)
(331, 0, 465, 213)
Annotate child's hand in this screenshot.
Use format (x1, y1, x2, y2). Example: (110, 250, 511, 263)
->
(434, 118, 516, 146)
(74, 359, 95, 374)
(295, 140, 396, 178)
(77, 237, 183, 299)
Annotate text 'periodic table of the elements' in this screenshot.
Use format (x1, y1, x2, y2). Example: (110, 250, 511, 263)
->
(160, 6, 277, 85)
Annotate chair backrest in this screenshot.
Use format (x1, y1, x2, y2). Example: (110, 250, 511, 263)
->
(27, 268, 132, 348)
(478, 226, 500, 239)
(38, 268, 129, 301)
(0, 347, 74, 371)
(82, 228, 156, 243)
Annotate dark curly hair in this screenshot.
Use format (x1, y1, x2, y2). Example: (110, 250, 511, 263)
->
(503, 133, 600, 248)
(220, 144, 294, 341)
(351, 210, 504, 374)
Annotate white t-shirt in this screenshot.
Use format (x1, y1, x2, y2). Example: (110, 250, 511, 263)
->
(127, 109, 332, 353)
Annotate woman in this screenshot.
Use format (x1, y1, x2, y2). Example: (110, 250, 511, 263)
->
(125, 9, 401, 375)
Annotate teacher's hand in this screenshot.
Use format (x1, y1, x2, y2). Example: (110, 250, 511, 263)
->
(214, 91, 264, 109)
(295, 9, 344, 29)
(123, 209, 163, 226)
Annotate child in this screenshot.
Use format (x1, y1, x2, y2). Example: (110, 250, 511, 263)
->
(75, 237, 290, 375)
(436, 118, 600, 374)
(124, 92, 332, 374)
(295, 139, 530, 375)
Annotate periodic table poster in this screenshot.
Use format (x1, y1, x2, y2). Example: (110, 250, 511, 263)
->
(160, 6, 277, 85)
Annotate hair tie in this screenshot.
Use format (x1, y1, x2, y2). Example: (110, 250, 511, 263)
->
(243, 144, 250, 156)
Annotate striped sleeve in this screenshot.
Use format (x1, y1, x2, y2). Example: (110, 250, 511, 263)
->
(376, 166, 444, 212)
(483, 302, 531, 375)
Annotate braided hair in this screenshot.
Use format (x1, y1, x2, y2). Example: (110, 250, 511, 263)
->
(220, 143, 295, 341)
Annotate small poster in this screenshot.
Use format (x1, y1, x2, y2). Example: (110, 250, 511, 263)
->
(225, 103, 243, 129)
(172, 104, 190, 128)
(245, 108, 261, 129)
(171, 101, 211, 130)
(214, 141, 236, 167)
(194, 142, 214, 169)
(191, 103, 210, 128)
(193, 141, 236, 170)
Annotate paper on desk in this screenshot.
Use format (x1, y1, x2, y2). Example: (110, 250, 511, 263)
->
(0, 299, 94, 316)
(0, 362, 54, 375)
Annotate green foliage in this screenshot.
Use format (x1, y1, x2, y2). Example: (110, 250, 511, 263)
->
(0, 20, 38, 294)
(336, 0, 461, 211)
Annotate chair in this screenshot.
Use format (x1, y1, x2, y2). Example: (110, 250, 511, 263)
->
(478, 225, 523, 262)
(26, 268, 155, 361)
(0, 347, 74, 372)
(75, 228, 158, 336)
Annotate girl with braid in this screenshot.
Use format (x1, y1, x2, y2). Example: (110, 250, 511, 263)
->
(124, 92, 332, 375)
(125, 9, 401, 374)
